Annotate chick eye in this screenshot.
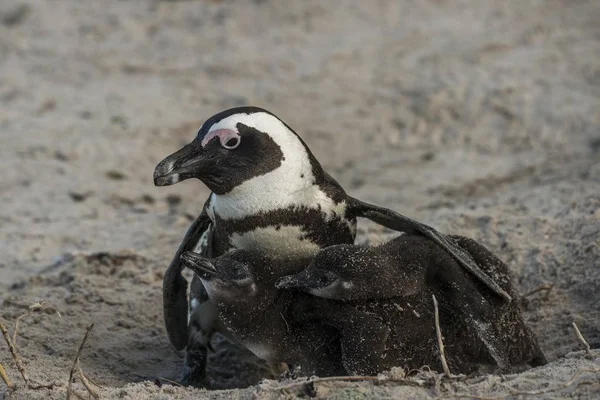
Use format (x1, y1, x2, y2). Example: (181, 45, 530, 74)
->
(223, 136, 240, 149)
(230, 265, 248, 280)
(318, 275, 330, 285)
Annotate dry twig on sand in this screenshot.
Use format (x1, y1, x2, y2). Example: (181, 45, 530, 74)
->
(77, 359, 99, 399)
(273, 375, 425, 391)
(0, 319, 30, 385)
(500, 367, 600, 397)
(439, 394, 502, 400)
(70, 390, 87, 400)
(522, 283, 554, 300)
(0, 303, 61, 390)
(439, 368, 600, 399)
(572, 322, 593, 359)
(432, 295, 451, 377)
(0, 362, 13, 389)
(157, 376, 184, 387)
(13, 302, 61, 346)
(83, 372, 103, 389)
(66, 323, 96, 400)
(273, 372, 480, 395)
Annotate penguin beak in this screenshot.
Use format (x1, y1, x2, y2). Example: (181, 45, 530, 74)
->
(275, 271, 313, 291)
(154, 142, 207, 186)
(180, 251, 218, 280)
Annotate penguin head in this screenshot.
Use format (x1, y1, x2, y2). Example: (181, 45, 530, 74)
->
(275, 244, 363, 299)
(275, 267, 344, 299)
(180, 250, 258, 301)
(154, 106, 319, 195)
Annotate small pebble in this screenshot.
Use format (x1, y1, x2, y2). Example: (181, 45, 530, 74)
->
(1, 3, 30, 27)
(105, 170, 126, 180)
(166, 194, 182, 206)
(69, 191, 93, 202)
(140, 194, 155, 204)
(54, 150, 70, 162)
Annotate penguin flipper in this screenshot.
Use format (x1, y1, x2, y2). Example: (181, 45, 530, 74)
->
(347, 198, 512, 303)
(449, 236, 547, 369)
(163, 206, 212, 351)
(450, 235, 512, 290)
(431, 256, 508, 368)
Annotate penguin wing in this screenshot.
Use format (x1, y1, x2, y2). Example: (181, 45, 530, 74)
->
(163, 201, 213, 350)
(347, 197, 512, 302)
(449, 235, 514, 296)
(448, 235, 547, 368)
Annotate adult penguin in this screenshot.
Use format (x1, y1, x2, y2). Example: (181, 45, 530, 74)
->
(153, 106, 510, 385)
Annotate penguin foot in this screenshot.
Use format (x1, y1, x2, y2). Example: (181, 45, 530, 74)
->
(179, 368, 210, 388)
(180, 345, 210, 388)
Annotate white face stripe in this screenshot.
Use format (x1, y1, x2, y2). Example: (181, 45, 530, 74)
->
(201, 128, 240, 148)
(246, 342, 273, 361)
(309, 282, 339, 299)
(205, 112, 348, 221)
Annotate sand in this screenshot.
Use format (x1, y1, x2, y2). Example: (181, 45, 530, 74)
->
(1, 0, 599, 398)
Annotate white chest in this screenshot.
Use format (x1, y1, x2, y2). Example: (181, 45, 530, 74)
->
(229, 225, 320, 258)
(206, 179, 347, 224)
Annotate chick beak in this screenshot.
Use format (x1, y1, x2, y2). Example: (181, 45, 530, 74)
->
(180, 251, 218, 280)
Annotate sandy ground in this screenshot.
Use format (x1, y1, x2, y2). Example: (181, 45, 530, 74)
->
(1, 0, 599, 398)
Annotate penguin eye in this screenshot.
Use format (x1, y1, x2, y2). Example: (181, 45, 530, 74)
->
(222, 136, 240, 150)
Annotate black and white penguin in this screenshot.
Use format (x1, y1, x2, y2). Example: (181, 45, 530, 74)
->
(276, 235, 547, 375)
(153, 106, 510, 384)
(179, 249, 346, 377)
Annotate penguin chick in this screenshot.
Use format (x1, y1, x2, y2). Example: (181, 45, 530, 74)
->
(277, 235, 547, 375)
(179, 250, 346, 377)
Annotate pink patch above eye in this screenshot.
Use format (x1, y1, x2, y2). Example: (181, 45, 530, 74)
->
(201, 129, 240, 148)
